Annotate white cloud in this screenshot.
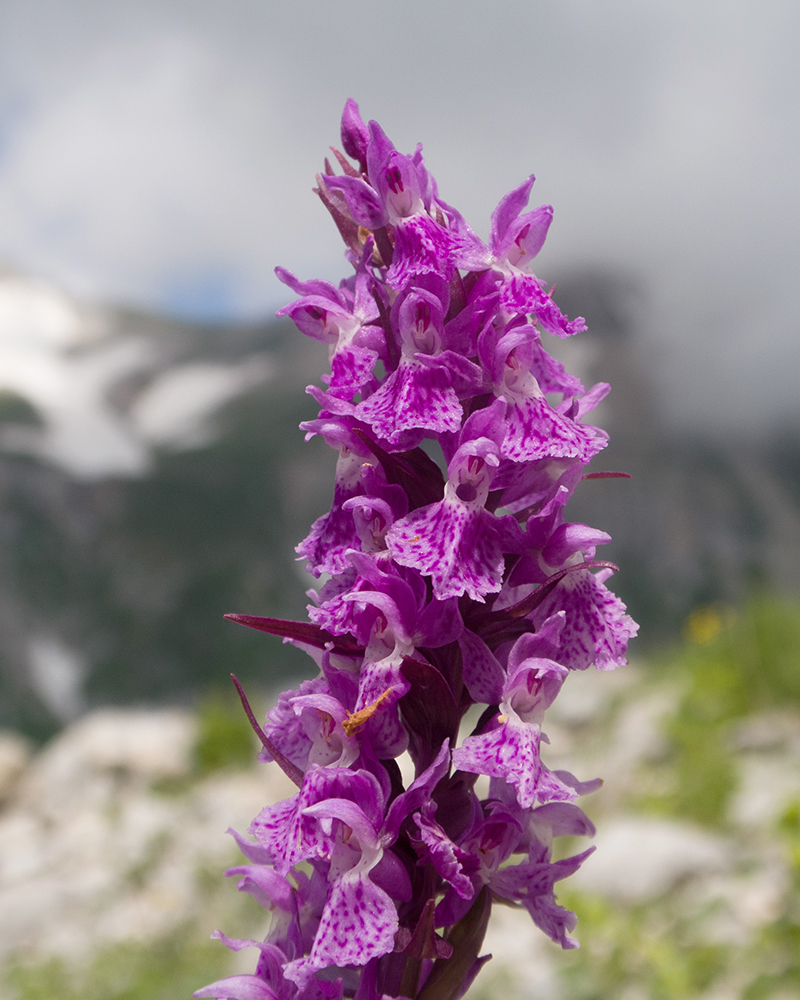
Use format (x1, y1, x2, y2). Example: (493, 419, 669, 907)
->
(0, 0, 796, 430)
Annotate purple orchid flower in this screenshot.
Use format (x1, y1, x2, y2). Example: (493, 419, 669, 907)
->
(355, 288, 484, 444)
(452, 626, 578, 809)
(198, 101, 637, 1000)
(277, 241, 384, 400)
(386, 418, 525, 602)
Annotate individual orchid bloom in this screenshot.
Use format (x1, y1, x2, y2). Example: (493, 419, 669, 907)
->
(491, 844, 594, 949)
(481, 799, 596, 949)
(433, 809, 524, 926)
(282, 799, 402, 987)
(277, 241, 384, 400)
(260, 676, 339, 770)
(261, 678, 362, 772)
(322, 121, 470, 289)
(453, 175, 554, 275)
(355, 288, 483, 444)
(452, 628, 575, 808)
(194, 866, 335, 1000)
(387, 433, 525, 602)
(336, 561, 459, 758)
(455, 175, 586, 339)
(310, 549, 420, 641)
(478, 321, 606, 464)
(217, 863, 330, 974)
(341, 551, 463, 650)
(310, 549, 463, 717)
(491, 454, 584, 518)
(511, 519, 639, 670)
(347, 628, 413, 759)
(248, 765, 387, 877)
(489, 175, 555, 271)
(295, 418, 385, 577)
(343, 472, 409, 554)
(283, 742, 450, 986)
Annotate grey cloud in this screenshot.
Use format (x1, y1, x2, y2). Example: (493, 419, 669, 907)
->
(0, 0, 797, 430)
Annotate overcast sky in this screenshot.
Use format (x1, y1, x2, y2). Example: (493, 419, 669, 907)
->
(0, 0, 797, 432)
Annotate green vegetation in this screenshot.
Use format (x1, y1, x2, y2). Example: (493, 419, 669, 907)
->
(5, 593, 800, 999)
(743, 800, 800, 999)
(558, 892, 726, 1000)
(3, 928, 233, 1000)
(640, 593, 800, 827)
(193, 687, 259, 774)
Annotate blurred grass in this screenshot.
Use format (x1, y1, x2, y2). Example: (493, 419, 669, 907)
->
(3, 928, 233, 1000)
(639, 593, 800, 828)
(558, 892, 727, 1000)
(4, 592, 800, 999)
(193, 687, 257, 775)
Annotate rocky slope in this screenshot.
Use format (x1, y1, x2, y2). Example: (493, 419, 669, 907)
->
(2, 613, 799, 999)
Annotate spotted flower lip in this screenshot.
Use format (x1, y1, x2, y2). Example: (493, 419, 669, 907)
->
(199, 99, 637, 1000)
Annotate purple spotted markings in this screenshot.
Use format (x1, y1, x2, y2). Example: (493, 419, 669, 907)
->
(196, 100, 638, 1000)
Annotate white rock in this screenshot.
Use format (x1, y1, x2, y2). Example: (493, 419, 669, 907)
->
(607, 687, 678, 768)
(0, 729, 32, 801)
(731, 711, 800, 753)
(730, 753, 800, 827)
(17, 708, 196, 818)
(548, 660, 635, 728)
(570, 815, 731, 902)
(0, 813, 46, 884)
(472, 905, 561, 1000)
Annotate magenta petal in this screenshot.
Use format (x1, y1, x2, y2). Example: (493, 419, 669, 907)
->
(505, 205, 553, 263)
(327, 344, 379, 398)
(490, 175, 536, 252)
(458, 629, 505, 704)
(249, 796, 304, 874)
(225, 865, 295, 911)
(414, 595, 463, 648)
(492, 847, 595, 949)
(499, 273, 587, 338)
(413, 808, 475, 899)
(322, 173, 386, 229)
(388, 501, 516, 603)
(386, 214, 457, 288)
(355, 360, 463, 443)
(503, 395, 604, 464)
(533, 568, 638, 670)
(285, 871, 398, 984)
(227, 827, 274, 865)
(384, 738, 450, 839)
(341, 99, 369, 165)
(453, 720, 575, 809)
(296, 499, 360, 578)
(302, 798, 381, 850)
(193, 974, 279, 1000)
(415, 350, 484, 398)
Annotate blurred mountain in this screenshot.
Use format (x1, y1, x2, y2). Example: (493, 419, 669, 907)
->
(556, 270, 800, 639)
(0, 271, 332, 737)
(1, 269, 799, 736)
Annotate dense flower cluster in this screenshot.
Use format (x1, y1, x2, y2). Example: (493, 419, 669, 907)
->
(196, 101, 637, 1000)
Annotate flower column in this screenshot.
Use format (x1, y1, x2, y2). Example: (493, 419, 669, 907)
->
(195, 100, 637, 1000)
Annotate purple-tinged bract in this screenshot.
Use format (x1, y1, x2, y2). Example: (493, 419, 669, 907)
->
(197, 99, 638, 1000)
